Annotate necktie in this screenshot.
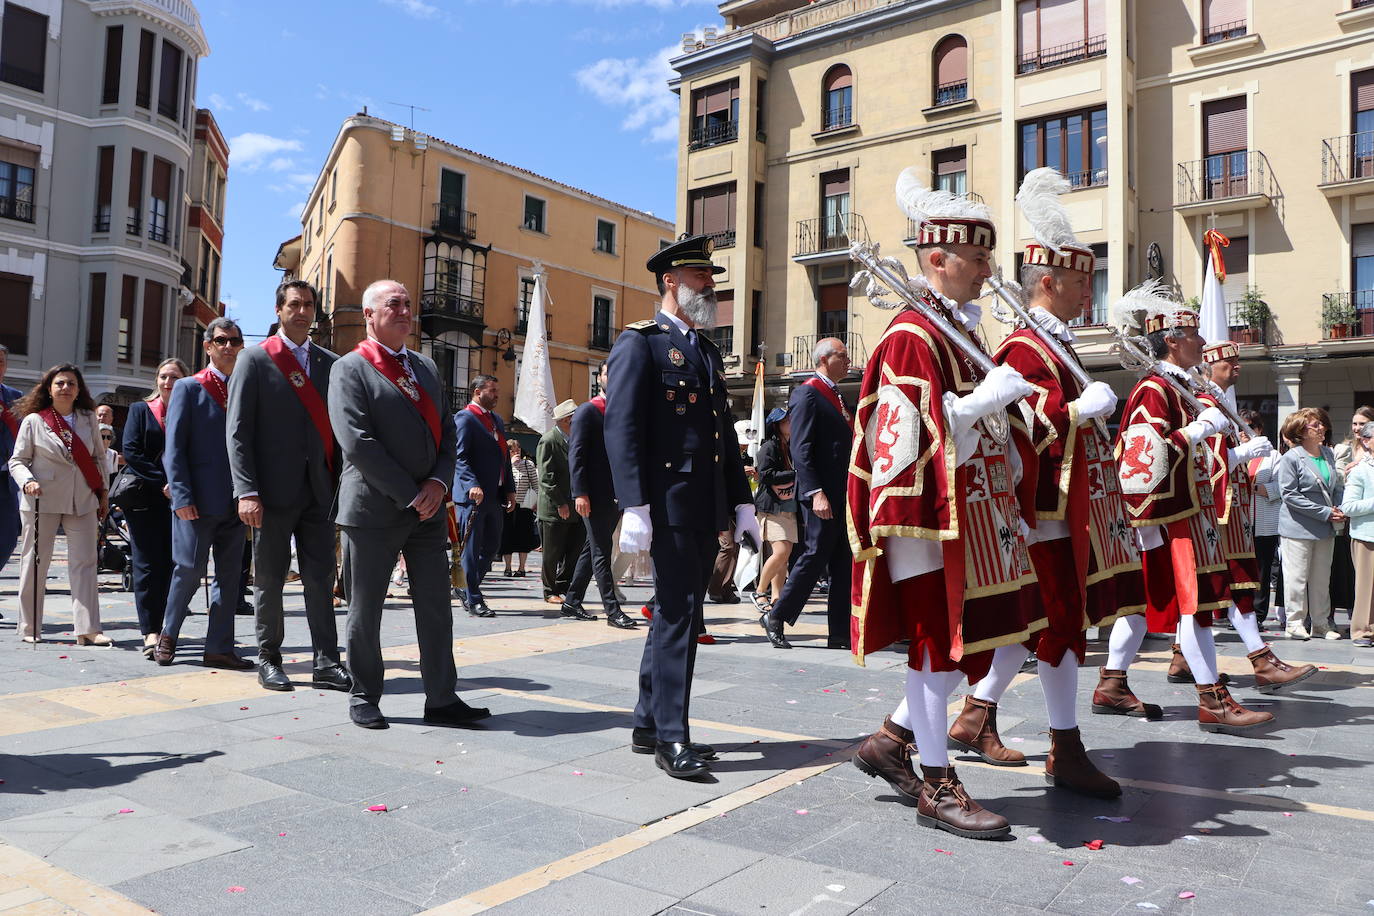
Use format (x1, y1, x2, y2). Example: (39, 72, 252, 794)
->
(396, 350, 413, 380)
(687, 329, 698, 349)
(296, 343, 310, 377)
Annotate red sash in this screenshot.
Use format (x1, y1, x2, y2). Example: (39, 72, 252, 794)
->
(195, 367, 228, 411)
(465, 403, 508, 484)
(149, 397, 167, 430)
(355, 339, 442, 447)
(803, 376, 852, 425)
(263, 336, 335, 472)
(590, 395, 606, 415)
(39, 409, 105, 496)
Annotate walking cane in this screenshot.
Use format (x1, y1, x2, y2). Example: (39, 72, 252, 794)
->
(29, 495, 39, 649)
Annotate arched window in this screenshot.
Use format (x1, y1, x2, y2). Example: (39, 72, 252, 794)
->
(822, 64, 853, 130)
(933, 35, 968, 107)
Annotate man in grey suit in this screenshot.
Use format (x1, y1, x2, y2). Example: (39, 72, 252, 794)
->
(537, 400, 585, 605)
(228, 279, 350, 693)
(328, 279, 489, 730)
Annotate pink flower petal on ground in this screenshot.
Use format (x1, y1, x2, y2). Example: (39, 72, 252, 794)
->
(1084, 840, 1104, 850)
(822, 689, 831, 693)
(58, 656, 68, 659)
(1282, 812, 1294, 817)
(1062, 860, 1075, 866)
(1121, 877, 1142, 885)
(795, 809, 809, 815)
(1179, 892, 1196, 899)
(786, 700, 798, 704)
(239, 707, 249, 710)
(226, 886, 246, 893)
(934, 848, 952, 855)
(278, 833, 286, 837)
(572, 770, 584, 776)
(366, 804, 388, 812)
(460, 788, 469, 792)
(1028, 835, 1046, 843)
(117, 808, 134, 814)
(273, 736, 283, 740)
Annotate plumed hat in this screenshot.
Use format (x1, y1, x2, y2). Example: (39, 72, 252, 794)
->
(1016, 167, 1094, 276)
(896, 167, 996, 249)
(1110, 279, 1198, 336)
(1203, 341, 1239, 363)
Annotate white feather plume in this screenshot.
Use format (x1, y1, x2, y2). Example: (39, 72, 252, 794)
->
(1015, 167, 1080, 254)
(895, 167, 992, 225)
(1109, 278, 1178, 332)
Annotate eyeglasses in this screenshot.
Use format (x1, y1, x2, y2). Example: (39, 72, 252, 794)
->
(210, 336, 244, 347)
(101, 435, 113, 441)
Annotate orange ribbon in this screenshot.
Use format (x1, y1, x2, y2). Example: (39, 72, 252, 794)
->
(1203, 229, 1230, 282)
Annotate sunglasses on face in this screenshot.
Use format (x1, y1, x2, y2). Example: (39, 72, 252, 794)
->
(210, 336, 244, 347)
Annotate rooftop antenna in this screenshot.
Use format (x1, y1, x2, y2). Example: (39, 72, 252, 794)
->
(385, 101, 430, 129)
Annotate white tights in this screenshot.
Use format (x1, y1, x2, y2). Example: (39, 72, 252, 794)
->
(888, 657, 963, 768)
(1227, 604, 1266, 652)
(1106, 614, 1147, 670)
(968, 643, 1080, 730)
(1177, 613, 1219, 685)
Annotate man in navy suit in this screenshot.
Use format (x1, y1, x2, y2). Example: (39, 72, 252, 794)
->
(565, 361, 637, 629)
(761, 337, 854, 650)
(0, 345, 21, 584)
(155, 318, 254, 670)
(605, 235, 759, 779)
(453, 374, 514, 618)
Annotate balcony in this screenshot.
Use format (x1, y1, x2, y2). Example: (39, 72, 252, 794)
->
(431, 203, 477, 240)
(904, 194, 984, 242)
(1203, 19, 1248, 44)
(821, 105, 853, 132)
(0, 197, 33, 223)
(794, 213, 868, 262)
(789, 331, 866, 374)
(127, 212, 142, 235)
(419, 286, 485, 336)
(703, 228, 736, 250)
(1017, 35, 1106, 74)
(0, 63, 42, 93)
(589, 322, 614, 351)
(932, 80, 969, 108)
(1322, 291, 1374, 341)
(703, 325, 734, 357)
(1175, 151, 1277, 215)
(1320, 132, 1374, 195)
(689, 119, 738, 151)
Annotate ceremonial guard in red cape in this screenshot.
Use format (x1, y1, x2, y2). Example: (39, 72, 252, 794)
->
(945, 168, 1144, 798)
(848, 170, 1044, 839)
(1099, 286, 1272, 733)
(1167, 342, 1316, 691)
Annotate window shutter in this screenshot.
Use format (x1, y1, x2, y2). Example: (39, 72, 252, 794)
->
(715, 289, 735, 326)
(821, 169, 850, 197)
(96, 146, 113, 207)
(151, 158, 172, 199)
(1087, 0, 1106, 36)
(819, 282, 848, 312)
(1354, 70, 1374, 113)
(1204, 0, 1246, 30)
(1204, 96, 1247, 155)
(440, 170, 463, 206)
(141, 280, 164, 367)
(1353, 224, 1374, 259)
(934, 146, 967, 175)
(935, 36, 968, 85)
(1220, 236, 1249, 302)
(1018, 0, 1038, 56)
(1038, 0, 1084, 49)
(128, 150, 145, 209)
(824, 66, 852, 91)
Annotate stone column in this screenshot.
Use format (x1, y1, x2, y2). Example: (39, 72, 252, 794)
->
(1274, 360, 1306, 432)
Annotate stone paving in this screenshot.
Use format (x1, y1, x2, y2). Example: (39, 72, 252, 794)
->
(0, 540, 1372, 914)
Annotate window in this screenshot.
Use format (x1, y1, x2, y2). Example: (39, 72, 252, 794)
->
(820, 169, 851, 247)
(755, 79, 767, 140)
(316, 196, 323, 233)
(1017, 0, 1106, 73)
(933, 35, 969, 106)
(197, 238, 211, 298)
(0, 148, 35, 223)
(323, 251, 333, 311)
(822, 65, 853, 130)
(209, 250, 220, 304)
(750, 290, 763, 357)
(0, 272, 30, 354)
(517, 276, 535, 334)
(1218, 236, 1250, 319)
(688, 182, 736, 249)
(86, 273, 106, 362)
(704, 290, 734, 355)
(933, 146, 967, 196)
(135, 30, 154, 109)
(591, 295, 613, 349)
(0, 3, 46, 93)
(818, 275, 849, 337)
(149, 157, 172, 243)
(94, 146, 114, 232)
(118, 276, 136, 361)
(330, 169, 337, 208)
(1090, 243, 1109, 324)
(1351, 70, 1374, 180)
(1202, 96, 1249, 199)
(1202, 0, 1247, 43)
(127, 149, 145, 234)
(1355, 225, 1374, 312)
(101, 26, 122, 105)
(1019, 107, 1108, 187)
(141, 280, 164, 367)
(595, 218, 616, 254)
(753, 182, 764, 248)
(523, 195, 546, 232)
(436, 168, 467, 235)
(689, 79, 739, 150)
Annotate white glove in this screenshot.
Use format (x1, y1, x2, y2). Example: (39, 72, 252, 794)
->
(1072, 381, 1118, 422)
(1019, 517, 1034, 545)
(951, 365, 1035, 427)
(619, 505, 652, 555)
(733, 503, 762, 548)
(1183, 406, 1230, 444)
(1234, 435, 1273, 462)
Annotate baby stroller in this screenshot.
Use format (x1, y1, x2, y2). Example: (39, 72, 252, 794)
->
(98, 507, 133, 592)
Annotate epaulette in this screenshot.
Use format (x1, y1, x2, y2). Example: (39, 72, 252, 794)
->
(625, 319, 662, 332)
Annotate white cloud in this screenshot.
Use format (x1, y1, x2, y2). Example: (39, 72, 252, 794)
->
(229, 133, 305, 171)
(267, 157, 297, 172)
(268, 173, 318, 194)
(575, 42, 680, 143)
(511, 0, 714, 7)
(381, 0, 438, 17)
(208, 92, 232, 111)
(285, 201, 306, 220)
(237, 92, 271, 112)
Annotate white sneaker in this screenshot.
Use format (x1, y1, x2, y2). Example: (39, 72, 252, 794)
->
(1321, 629, 1344, 640)
(1287, 623, 1311, 640)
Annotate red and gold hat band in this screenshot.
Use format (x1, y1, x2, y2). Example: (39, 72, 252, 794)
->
(1144, 310, 1200, 335)
(1023, 243, 1094, 275)
(916, 218, 996, 249)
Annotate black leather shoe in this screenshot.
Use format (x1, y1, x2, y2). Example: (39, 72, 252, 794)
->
(424, 698, 491, 727)
(257, 660, 293, 691)
(203, 652, 255, 671)
(606, 609, 638, 629)
(236, 600, 254, 617)
(560, 604, 596, 621)
(654, 741, 711, 779)
(711, 592, 741, 605)
(470, 601, 496, 618)
(631, 728, 716, 759)
(761, 613, 792, 650)
(350, 703, 388, 729)
(827, 640, 852, 651)
(311, 664, 352, 691)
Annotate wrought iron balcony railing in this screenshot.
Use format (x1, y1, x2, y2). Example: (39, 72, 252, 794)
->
(702, 326, 734, 356)
(419, 289, 484, 325)
(1017, 35, 1106, 74)
(1203, 19, 1248, 43)
(795, 213, 867, 257)
(822, 104, 853, 131)
(689, 119, 738, 151)
(1176, 150, 1275, 205)
(0, 197, 33, 223)
(933, 80, 968, 107)
(589, 322, 615, 351)
(790, 331, 866, 373)
(703, 229, 735, 250)
(1322, 131, 1374, 184)
(1322, 291, 1374, 339)
(431, 203, 477, 239)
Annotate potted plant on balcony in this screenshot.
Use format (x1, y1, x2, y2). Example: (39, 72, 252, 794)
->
(1322, 292, 1357, 340)
(1233, 286, 1270, 345)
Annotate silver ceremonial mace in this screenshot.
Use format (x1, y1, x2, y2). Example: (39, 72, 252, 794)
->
(1107, 323, 1213, 417)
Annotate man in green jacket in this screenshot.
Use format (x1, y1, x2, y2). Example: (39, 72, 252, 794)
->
(537, 399, 586, 607)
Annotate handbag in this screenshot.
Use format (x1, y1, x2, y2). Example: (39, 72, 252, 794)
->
(520, 488, 537, 510)
(108, 465, 162, 511)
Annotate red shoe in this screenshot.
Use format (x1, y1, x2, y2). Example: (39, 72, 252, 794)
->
(697, 633, 716, 645)
(641, 605, 653, 620)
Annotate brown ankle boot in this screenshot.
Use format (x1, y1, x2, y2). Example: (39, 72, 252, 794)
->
(1091, 668, 1162, 719)
(1044, 727, 1121, 799)
(853, 717, 920, 802)
(947, 696, 1026, 766)
(153, 634, 176, 666)
(1197, 683, 1273, 733)
(916, 765, 1010, 839)
(1166, 645, 1230, 685)
(1248, 646, 1317, 694)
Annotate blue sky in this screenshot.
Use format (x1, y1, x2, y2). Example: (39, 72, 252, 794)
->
(196, 0, 722, 336)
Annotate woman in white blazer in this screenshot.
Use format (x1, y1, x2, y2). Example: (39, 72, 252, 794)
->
(7, 364, 110, 644)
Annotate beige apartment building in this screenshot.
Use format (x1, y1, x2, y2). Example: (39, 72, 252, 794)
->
(275, 113, 674, 424)
(671, 0, 1374, 431)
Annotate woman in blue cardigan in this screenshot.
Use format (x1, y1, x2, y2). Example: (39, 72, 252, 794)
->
(1340, 419, 1374, 647)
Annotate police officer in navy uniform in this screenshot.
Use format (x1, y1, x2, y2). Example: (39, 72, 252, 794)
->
(605, 234, 761, 779)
